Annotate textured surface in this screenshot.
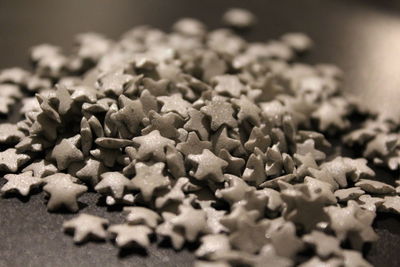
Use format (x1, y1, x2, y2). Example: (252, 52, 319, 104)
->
(1, 0, 400, 266)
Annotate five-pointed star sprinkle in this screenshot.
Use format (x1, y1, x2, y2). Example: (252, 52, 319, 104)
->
(95, 172, 132, 199)
(22, 159, 58, 178)
(231, 95, 261, 126)
(132, 130, 175, 161)
(171, 204, 207, 242)
(131, 162, 170, 202)
(184, 108, 210, 140)
(50, 136, 84, 170)
(75, 157, 108, 187)
(108, 224, 152, 249)
(229, 219, 269, 254)
(1, 171, 43, 196)
(0, 148, 30, 172)
(216, 174, 251, 205)
(213, 75, 244, 98)
(187, 149, 228, 183)
(218, 149, 245, 176)
(97, 71, 133, 96)
(123, 206, 161, 228)
(158, 94, 191, 117)
(177, 131, 212, 156)
(211, 126, 241, 154)
(43, 176, 87, 212)
(156, 212, 186, 250)
(63, 213, 109, 243)
(155, 177, 188, 208)
(142, 111, 182, 139)
(111, 95, 145, 135)
(200, 98, 238, 131)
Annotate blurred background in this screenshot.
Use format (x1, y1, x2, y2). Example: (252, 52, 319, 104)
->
(1, 0, 400, 118)
(1, 0, 400, 266)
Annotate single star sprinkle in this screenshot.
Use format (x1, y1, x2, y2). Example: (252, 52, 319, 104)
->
(63, 213, 109, 243)
(1, 171, 43, 196)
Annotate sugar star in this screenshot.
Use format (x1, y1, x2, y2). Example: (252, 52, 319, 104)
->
(63, 213, 109, 243)
(1, 171, 43, 196)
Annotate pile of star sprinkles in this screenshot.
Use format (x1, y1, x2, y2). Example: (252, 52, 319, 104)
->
(1, 8, 399, 267)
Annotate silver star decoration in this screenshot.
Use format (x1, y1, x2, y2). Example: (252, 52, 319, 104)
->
(63, 213, 109, 243)
(108, 224, 152, 249)
(1, 171, 43, 196)
(43, 175, 87, 212)
(131, 162, 170, 202)
(0, 148, 30, 173)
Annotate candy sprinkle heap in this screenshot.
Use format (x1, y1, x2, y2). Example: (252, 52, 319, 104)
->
(0, 8, 399, 267)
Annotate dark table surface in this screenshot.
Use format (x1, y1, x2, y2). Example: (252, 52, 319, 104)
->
(1, 0, 400, 266)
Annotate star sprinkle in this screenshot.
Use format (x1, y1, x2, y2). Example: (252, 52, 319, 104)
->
(320, 157, 355, 188)
(355, 179, 396, 194)
(177, 131, 212, 156)
(0, 123, 24, 144)
(43, 175, 87, 212)
(231, 95, 261, 126)
(142, 111, 182, 139)
(184, 108, 210, 140)
(325, 200, 378, 248)
(281, 184, 329, 232)
(165, 145, 186, 178)
(123, 206, 161, 228)
(22, 159, 58, 178)
(244, 126, 271, 153)
(212, 75, 245, 98)
(218, 149, 245, 176)
(242, 151, 266, 186)
(97, 71, 133, 96)
(197, 200, 227, 234)
(334, 187, 365, 202)
(108, 224, 152, 249)
(94, 172, 133, 200)
(131, 162, 170, 202)
(156, 212, 186, 250)
(171, 204, 208, 242)
(215, 174, 251, 205)
(357, 194, 384, 212)
(379, 196, 400, 214)
(269, 221, 304, 258)
(142, 77, 169, 96)
(302, 231, 341, 258)
(311, 100, 350, 131)
(132, 130, 175, 161)
(49, 136, 84, 170)
(90, 148, 121, 168)
(229, 218, 269, 254)
(111, 95, 145, 135)
(155, 177, 188, 209)
(211, 126, 240, 155)
(75, 157, 108, 187)
(195, 234, 231, 259)
(222, 8, 256, 29)
(200, 98, 238, 131)
(1, 171, 43, 196)
(63, 213, 109, 243)
(158, 94, 191, 117)
(0, 148, 30, 173)
(187, 149, 228, 183)
(296, 139, 326, 161)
